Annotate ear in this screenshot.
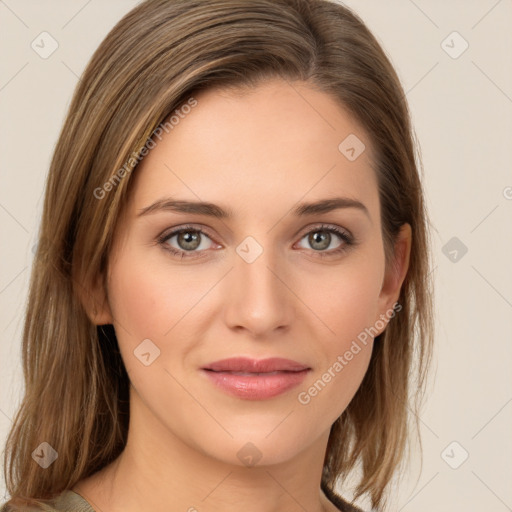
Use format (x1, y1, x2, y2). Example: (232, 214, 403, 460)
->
(375, 223, 412, 330)
(74, 271, 114, 326)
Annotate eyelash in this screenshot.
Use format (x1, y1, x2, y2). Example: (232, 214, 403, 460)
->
(156, 223, 356, 260)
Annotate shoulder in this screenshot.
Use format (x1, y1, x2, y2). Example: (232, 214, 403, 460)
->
(0, 490, 95, 512)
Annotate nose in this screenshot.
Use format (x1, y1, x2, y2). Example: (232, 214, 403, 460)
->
(223, 246, 295, 338)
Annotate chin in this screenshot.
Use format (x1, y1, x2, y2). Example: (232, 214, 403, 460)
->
(193, 421, 320, 469)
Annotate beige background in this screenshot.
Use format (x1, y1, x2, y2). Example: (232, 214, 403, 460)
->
(1, 1, 511, 510)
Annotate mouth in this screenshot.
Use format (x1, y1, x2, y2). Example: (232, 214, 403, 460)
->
(201, 357, 311, 400)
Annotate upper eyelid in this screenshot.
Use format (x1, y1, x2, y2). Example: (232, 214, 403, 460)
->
(159, 224, 217, 243)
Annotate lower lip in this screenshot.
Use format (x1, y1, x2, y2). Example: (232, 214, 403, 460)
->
(201, 369, 310, 400)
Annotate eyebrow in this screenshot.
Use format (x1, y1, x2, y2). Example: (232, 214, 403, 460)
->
(137, 196, 370, 220)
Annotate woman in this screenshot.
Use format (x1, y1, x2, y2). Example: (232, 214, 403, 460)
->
(1, 0, 434, 510)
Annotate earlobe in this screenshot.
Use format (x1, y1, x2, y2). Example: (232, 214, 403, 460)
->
(74, 272, 114, 326)
(376, 223, 412, 327)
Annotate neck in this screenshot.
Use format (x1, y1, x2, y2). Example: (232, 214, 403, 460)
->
(75, 386, 337, 512)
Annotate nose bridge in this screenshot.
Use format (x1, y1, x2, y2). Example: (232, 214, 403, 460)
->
(223, 235, 294, 335)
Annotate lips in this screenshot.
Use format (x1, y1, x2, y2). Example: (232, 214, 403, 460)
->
(201, 357, 311, 400)
(203, 357, 309, 373)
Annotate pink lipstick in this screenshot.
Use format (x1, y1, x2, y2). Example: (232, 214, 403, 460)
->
(201, 357, 310, 400)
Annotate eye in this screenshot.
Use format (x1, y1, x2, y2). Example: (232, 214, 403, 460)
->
(158, 225, 218, 258)
(157, 223, 355, 260)
(295, 224, 354, 256)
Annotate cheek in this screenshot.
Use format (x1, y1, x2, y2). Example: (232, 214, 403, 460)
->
(105, 252, 217, 449)
(296, 281, 377, 428)
(293, 252, 383, 419)
(107, 263, 166, 341)
(300, 248, 384, 346)
(107, 248, 209, 341)
(105, 246, 224, 392)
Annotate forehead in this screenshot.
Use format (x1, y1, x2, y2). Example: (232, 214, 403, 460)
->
(130, 79, 379, 222)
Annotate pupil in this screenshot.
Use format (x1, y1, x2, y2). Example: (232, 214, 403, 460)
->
(309, 231, 330, 250)
(178, 231, 200, 250)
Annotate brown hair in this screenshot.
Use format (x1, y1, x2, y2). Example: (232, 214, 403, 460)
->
(2, 0, 434, 510)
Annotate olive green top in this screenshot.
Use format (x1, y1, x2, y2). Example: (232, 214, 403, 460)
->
(0, 491, 94, 512)
(1, 486, 363, 511)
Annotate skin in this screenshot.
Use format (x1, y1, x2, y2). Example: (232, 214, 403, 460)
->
(74, 79, 411, 512)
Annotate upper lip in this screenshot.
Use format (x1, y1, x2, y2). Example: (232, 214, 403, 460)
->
(202, 357, 310, 373)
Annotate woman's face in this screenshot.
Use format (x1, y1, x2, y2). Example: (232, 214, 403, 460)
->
(99, 79, 408, 467)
